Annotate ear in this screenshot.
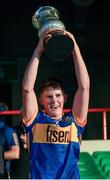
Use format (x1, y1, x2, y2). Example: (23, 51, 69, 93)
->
(38, 97, 43, 105)
(64, 94, 68, 103)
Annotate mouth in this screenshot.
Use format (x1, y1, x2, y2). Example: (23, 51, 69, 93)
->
(50, 105, 60, 111)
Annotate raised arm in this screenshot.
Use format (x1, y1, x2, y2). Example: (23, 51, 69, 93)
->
(65, 31, 90, 125)
(22, 35, 45, 124)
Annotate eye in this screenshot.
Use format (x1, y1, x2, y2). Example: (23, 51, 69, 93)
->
(56, 93, 62, 97)
(47, 95, 52, 99)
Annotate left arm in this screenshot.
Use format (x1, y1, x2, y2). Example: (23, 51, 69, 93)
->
(72, 36, 90, 124)
(64, 31, 90, 124)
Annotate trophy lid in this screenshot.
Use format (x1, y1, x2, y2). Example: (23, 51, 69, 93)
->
(32, 6, 60, 30)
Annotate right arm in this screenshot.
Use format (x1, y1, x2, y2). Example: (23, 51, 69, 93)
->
(22, 37, 44, 124)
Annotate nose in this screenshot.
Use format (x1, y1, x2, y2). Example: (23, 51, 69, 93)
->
(51, 95, 57, 103)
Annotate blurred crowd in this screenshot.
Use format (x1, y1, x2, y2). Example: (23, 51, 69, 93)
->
(0, 100, 29, 179)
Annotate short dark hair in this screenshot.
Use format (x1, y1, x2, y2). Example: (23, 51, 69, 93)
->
(40, 77, 65, 95)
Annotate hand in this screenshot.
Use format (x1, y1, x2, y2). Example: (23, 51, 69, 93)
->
(43, 29, 65, 45)
(63, 30, 79, 52)
(63, 30, 75, 43)
(35, 31, 54, 55)
(20, 134, 28, 149)
(20, 134, 27, 144)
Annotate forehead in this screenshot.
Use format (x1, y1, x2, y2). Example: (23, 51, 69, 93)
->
(41, 87, 63, 95)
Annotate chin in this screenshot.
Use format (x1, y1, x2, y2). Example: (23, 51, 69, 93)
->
(50, 111, 62, 118)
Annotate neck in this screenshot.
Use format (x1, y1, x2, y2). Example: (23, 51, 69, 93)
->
(49, 114, 63, 120)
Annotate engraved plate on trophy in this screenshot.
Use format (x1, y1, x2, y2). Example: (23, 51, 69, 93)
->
(32, 6, 74, 61)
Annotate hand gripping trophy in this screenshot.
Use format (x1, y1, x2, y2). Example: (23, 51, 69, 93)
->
(32, 6, 74, 61)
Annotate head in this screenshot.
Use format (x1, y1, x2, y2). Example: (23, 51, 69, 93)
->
(0, 102, 8, 128)
(39, 78, 67, 119)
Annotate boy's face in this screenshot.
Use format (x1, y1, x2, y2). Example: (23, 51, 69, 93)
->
(40, 87, 65, 119)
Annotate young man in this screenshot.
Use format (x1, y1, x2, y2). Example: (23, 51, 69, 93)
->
(22, 30, 90, 179)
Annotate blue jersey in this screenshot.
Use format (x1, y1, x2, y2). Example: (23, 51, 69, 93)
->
(25, 111, 85, 179)
(0, 122, 17, 151)
(0, 121, 18, 174)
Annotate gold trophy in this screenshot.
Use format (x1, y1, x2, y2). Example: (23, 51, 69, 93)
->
(32, 6, 74, 61)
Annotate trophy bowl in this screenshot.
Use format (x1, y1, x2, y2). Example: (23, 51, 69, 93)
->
(32, 6, 74, 61)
